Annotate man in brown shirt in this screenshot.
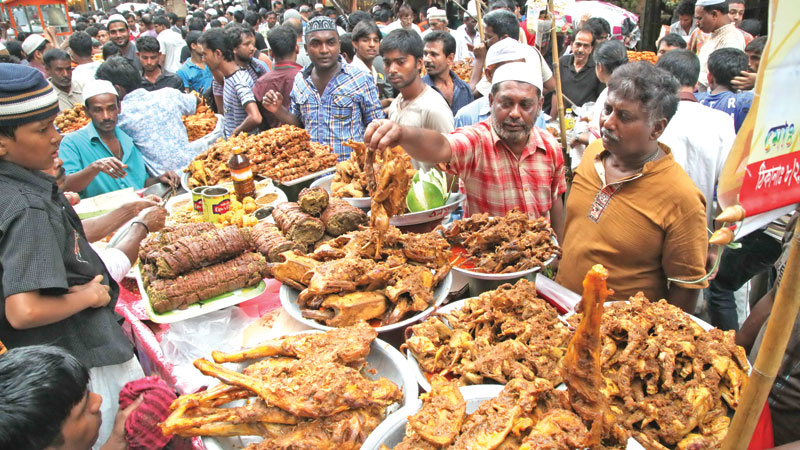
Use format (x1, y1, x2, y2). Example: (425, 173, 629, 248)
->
(254, 26, 302, 130)
(556, 62, 708, 312)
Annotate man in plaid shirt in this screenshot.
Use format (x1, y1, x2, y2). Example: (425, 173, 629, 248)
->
(365, 61, 566, 239)
(262, 16, 384, 160)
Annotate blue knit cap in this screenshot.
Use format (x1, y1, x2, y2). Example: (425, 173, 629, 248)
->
(0, 63, 59, 126)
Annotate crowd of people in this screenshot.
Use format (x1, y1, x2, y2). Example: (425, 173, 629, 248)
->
(0, 0, 797, 448)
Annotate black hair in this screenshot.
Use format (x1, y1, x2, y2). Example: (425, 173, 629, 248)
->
(200, 27, 234, 61)
(0, 53, 20, 64)
(244, 11, 259, 27)
(607, 61, 679, 123)
(423, 30, 456, 57)
(153, 15, 171, 28)
(585, 17, 611, 38)
(739, 19, 761, 37)
(95, 24, 107, 31)
(675, 0, 695, 17)
(267, 26, 297, 59)
(85, 25, 99, 37)
(575, 25, 596, 47)
(483, 10, 519, 40)
(593, 39, 628, 74)
(75, 22, 89, 32)
(488, 0, 515, 11)
(210, 19, 222, 28)
(96, 55, 143, 92)
(348, 10, 372, 31)
(102, 41, 120, 59)
(68, 31, 93, 58)
(43, 48, 71, 67)
(5, 40, 23, 60)
(136, 35, 161, 54)
(185, 30, 203, 48)
(167, 12, 179, 24)
(655, 48, 700, 87)
(0, 345, 90, 449)
(745, 35, 767, 56)
(233, 10, 244, 23)
(224, 23, 251, 50)
(707, 47, 748, 90)
(352, 20, 381, 42)
(188, 16, 205, 31)
(380, 28, 423, 59)
(374, 9, 391, 23)
(658, 32, 688, 50)
(702, 1, 728, 14)
(267, 10, 278, 17)
(339, 33, 355, 60)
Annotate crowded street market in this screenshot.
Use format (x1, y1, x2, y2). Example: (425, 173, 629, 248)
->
(0, 0, 798, 448)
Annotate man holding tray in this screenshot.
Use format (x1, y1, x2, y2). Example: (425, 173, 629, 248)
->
(364, 61, 566, 240)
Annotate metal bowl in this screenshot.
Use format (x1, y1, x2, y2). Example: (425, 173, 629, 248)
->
(360, 384, 504, 450)
(310, 174, 371, 209)
(279, 272, 452, 333)
(201, 330, 419, 450)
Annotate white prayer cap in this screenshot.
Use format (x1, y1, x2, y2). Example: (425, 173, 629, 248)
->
(226, 5, 235, 13)
(106, 13, 127, 27)
(206, 8, 218, 16)
(695, 0, 726, 6)
(491, 61, 543, 92)
(82, 80, 118, 104)
(486, 37, 527, 66)
(283, 8, 302, 21)
(427, 7, 447, 21)
(218, 16, 229, 24)
(314, 3, 324, 9)
(21, 34, 47, 55)
(466, 1, 477, 17)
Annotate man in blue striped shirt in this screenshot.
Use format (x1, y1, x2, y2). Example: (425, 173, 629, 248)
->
(262, 16, 384, 160)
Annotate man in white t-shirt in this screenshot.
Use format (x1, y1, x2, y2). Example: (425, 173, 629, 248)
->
(657, 49, 734, 225)
(154, 15, 185, 73)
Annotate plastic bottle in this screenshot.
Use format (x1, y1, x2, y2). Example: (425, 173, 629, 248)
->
(564, 108, 576, 131)
(228, 146, 256, 201)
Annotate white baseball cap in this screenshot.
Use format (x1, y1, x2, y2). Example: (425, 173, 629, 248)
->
(486, 37, 527, 66)
(82, 79, 119, 104)
(21, 34, 47, 56)
(491, 61, 543, 92)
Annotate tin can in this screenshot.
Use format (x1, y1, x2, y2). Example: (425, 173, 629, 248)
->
(202, 186, 231, 223)
(191, 186, 208, 214)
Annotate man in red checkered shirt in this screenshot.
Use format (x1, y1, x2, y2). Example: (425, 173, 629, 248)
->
(365, 61, 566, 239)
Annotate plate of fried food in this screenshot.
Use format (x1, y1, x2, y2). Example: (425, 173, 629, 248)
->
(167, 179, 286, 228)
(55, 104, 91, 133)
(442, 209, 560, 280)
(158, 324, 418, 450)
(404, 278, 572, 392)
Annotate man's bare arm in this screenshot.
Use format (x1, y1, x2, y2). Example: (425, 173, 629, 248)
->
(364, 119, 452, 164)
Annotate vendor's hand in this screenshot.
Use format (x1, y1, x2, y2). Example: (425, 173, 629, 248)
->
(472, 41, 486, 62)
(70, 275, 111, 308)
(732, 70, 756, 91)
(569, 132, 589, 148)
(364, 119, 403, 151)
(122, 198, 159, 218)
(91, 157, 128, 179)
(157, 171, 180, 187)
(261, 90, 283, 113)
(100, 395, 144, 450)
(137, 206, 167, 233)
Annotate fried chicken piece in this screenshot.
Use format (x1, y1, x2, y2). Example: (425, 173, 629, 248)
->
(408, 375, 466, 446)
(366, 145, 413, 255)
(298, 257, 377, 303)
(268, 251, 320, 290)
(211, 322, 377, 364)
(518, 409, 590, 450)
(304, 291, 388, 327)
(162, 399, 299, 437)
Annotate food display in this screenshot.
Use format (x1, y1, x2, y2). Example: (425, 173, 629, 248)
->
(320, 199, 368, 236)
(365, 145, 414, 245)
(185, 125, 338, 187)
(183, 97, 218, 142)
(270, 224, 451, 327)
(297, 186, 329, 216)
(627, 51, 658, 64)
(139, 224, 269, 313)
(55, 104, 90, 133)
(404, 279, 571, 387)
(566, 293, 749, 449)
(272, 202, 326, 248)
(251, 222, 304, 262)
(330, 141, 416, 200)
(161, 324, 403, 450)
(443, 209, 560, 274)
(452, 57, 473, 81)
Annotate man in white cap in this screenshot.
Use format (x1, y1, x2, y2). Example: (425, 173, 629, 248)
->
(59, 80, 179, 198)
(21, 34, 51, 76)
(422, 7, 469, 61)
(453, 1, 478, 59)
(206, 7, 219, 21)
(364, 61, 566, 234)
(107, 14, 142, 71)
(694, 0, 745, 91)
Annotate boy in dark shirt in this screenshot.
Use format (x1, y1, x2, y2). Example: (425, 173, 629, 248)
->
(0, 63, 143, 447)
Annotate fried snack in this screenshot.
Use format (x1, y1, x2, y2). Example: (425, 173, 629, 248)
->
(0, 339, 6, 356)
(567, 293, 750, 449)
(184, 125, 338, 187)
(251, 222, 304, 262)
(145, 252, 269, 313)
(139, 223, 216, 263)
(297, 186, 329, 216)
(320, 199, 368, 236)
(331, 141, 371, 198)
(626, 51, 658, 64)
(407, 375, 466, 446)
(452, 57, 473, 81)
(442, 209, 560, 273)
(183, 96, 218, 142)
(272, 202, 325, 247)
(55, 104, 91, 133)
(365, 145, 413, 254)
(404, 278, 571, 387)
(151, 226, 252, 278)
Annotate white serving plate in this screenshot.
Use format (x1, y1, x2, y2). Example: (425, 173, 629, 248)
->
(201, 331, 418, 450)
(279, 272, 452, 333)
(276, 166, 336, 187)
(310, 173, 371, 209)
(388, 193, 465, 227)
(133, 265, 267, 324)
